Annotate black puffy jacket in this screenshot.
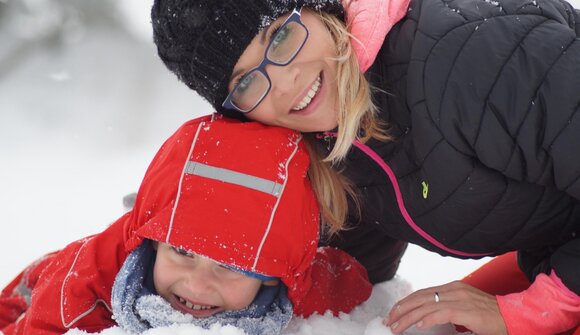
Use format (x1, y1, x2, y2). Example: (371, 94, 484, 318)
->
(326, 0, 580, 293)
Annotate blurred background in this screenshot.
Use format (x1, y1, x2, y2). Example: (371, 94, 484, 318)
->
(0, 0, 204, 286)
(1, 0, 578, 290)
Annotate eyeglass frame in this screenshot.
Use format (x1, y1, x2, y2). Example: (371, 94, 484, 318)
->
(222, 7, 309, 114)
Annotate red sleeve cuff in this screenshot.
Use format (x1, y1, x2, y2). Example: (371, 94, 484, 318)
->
(497, 271, 580, 335)
(293, 247, 372, 317)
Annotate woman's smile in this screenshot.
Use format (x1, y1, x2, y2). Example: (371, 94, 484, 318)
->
(289, 72, 328, 119)
(291, 72, 322, 112)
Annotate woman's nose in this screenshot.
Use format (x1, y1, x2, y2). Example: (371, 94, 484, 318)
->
(267, 63, 300, 97)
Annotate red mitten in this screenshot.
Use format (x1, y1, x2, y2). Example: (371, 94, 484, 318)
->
(294, 246, 372, 317)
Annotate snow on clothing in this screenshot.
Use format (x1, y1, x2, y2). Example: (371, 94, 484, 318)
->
(148, 0, 409, 286)
(0, 116, 372, 335)
(112, 241, 292, 335)
(322, 0, 580, 332)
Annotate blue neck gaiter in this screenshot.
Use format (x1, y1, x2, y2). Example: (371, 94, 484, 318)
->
(112, 241, 293, 335)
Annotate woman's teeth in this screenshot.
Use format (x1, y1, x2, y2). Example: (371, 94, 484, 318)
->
(292, 75, 321, 111)
(178, 296, 215, 310)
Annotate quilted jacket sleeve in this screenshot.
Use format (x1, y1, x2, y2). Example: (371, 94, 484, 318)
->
(410, 0, 580, 326)
(383, 0, 580, 331)
(421, 0, 580, 199)
(435, 0, 580, 290)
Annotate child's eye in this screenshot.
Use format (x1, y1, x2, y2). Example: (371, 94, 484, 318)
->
(217, 264, 245, 277)
(219, 264, 235, 271)
(172, 246, 195, 258)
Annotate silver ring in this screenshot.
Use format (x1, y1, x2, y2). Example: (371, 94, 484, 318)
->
(434, 292, 440, 303)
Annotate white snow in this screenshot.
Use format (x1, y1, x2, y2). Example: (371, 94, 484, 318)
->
(2, 0, 579, 334)
(64, 279, 470, 335)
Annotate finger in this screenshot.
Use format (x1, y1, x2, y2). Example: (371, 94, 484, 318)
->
(415, 300, 506, 335)
(394, 281, 465, 309)
(412, 289, 505, 335)
(390, 300, 457, 334)
(387, 286, 446, 325)
(387, 281, 474, 327)
(415, 301, 476, 329)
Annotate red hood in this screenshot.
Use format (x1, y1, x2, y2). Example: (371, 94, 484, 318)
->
(122, 115, 320, 308)
(1, 117, 370, 333)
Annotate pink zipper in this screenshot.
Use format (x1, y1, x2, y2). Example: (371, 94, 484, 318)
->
(319, 132, 490, 257)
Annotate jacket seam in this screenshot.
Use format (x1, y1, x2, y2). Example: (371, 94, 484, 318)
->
(424, 20, 480, 123)
(353, 139, 491, 257)
(503, 31, 577, 176)
(253, 135, 302, 270)
(416, 160, 478, 245)
(545, 90, 580, 150)
(503, 185, 547, 248)
(166, 120, 204, 243)
(545, 75, 580, 191)
(549, 96, 580, 150)
(471, 18, 548, 149)
(60, 237, 113, 328)
(412, 140, 468, 216)
(415, 20, 483, 157)
(564, 168, 580, 195)
(561, 108, 580, 192)
(415, 14, 558, 158)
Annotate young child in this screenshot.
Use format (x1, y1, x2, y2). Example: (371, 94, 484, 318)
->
(0, 116, 372, 335)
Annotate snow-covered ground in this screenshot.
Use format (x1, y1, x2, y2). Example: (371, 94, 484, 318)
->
(1, 0, 578, 334)
(64, 279, 466, 335)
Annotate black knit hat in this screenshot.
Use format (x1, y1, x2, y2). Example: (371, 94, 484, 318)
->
(151, 0, 344, 120)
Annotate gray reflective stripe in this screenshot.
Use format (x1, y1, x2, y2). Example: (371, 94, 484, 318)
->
(185, 161, 283, 197)
(166, 121, 205, 243)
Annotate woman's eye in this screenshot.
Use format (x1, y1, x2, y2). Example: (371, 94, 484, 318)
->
(271, 25, 290, 48)
(235, 73, 257, 94)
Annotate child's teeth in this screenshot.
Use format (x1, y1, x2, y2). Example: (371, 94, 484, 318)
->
(180, 298, 214, 310)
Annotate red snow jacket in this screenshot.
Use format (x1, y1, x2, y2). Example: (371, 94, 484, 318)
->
(0, 116, 372, 335)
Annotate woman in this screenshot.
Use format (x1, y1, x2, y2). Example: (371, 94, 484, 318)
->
(150, 0, 580, 334)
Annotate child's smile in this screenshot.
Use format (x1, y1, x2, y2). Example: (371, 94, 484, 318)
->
(173, 294, 224, 317)
(153, 242, 263, 318)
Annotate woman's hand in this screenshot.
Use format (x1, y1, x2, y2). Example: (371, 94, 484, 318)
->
(384, 281, 507, 335)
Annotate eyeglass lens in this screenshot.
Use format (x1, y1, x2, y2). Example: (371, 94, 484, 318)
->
(231, 21, 307, 112)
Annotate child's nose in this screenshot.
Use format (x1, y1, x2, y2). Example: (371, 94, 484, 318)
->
(184, 259, 217, 290)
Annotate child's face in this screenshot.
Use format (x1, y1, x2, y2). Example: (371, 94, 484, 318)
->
(153, 242, 267, 318)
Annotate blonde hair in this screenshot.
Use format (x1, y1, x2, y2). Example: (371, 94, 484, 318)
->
(304, 135, 357, 235)
(305, 10, 391, 234)
(320, 11, 391, 163)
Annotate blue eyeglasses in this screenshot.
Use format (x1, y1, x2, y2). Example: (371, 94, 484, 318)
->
(222, 8, 309, 113)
